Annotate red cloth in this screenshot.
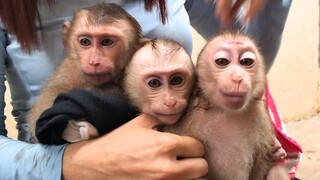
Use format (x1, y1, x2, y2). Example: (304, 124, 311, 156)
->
(265, 83, 303, 178)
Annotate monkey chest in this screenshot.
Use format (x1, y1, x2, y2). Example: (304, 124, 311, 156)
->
(192, 114, 260, 179)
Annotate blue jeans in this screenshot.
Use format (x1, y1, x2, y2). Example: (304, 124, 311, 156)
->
(0, 28, 7, 136)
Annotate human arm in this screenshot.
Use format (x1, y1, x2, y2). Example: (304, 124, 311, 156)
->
(0, 114, 208, 180)
(0, 135, 66, 180)
(63, 114, 208, 180)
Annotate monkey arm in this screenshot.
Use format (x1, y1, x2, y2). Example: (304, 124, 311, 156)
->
(35, 89, 138, 145)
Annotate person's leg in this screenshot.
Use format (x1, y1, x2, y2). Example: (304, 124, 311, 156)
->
(6, 34, 65, 142)
(0, 28, 8, 136)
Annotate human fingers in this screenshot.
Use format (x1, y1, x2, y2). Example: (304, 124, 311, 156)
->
(171, 134, 205, 158)
(215, 0, 233, 27)
(175, 158, 209, 179)
(153, 133, 208, 179)
(230, 0, 246, 19)
(126, 113, 161, 129)
(243, 0, 267, 24)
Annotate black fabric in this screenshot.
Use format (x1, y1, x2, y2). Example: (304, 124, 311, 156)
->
(36, 89, 139, 145)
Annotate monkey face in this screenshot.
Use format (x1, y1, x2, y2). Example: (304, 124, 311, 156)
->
(69, 18, 135, 86)
(124, 39, 195, 124)
(141, 72, 192, 124)
(197, 33, 263, 111)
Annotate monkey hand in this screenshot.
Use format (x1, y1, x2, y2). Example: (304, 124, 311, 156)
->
(61, 119, 99, 143)
(63, 114, 208, 180)
(271, 138, 287, 163)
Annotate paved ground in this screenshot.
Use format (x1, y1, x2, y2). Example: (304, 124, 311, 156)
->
(285, 115, 320, 180)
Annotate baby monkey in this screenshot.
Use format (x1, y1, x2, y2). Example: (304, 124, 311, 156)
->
(123, 38, 196, 125)
(163, 31, 289, 180)
(28, 3, 145, 142)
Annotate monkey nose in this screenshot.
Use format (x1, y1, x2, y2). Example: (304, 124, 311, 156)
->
(231, 75, 243, 82)
(164, 97, 177, 107)
(89, 57, 101, 66)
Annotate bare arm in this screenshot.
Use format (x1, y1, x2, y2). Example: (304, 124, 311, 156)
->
(63, 114, 208, 179)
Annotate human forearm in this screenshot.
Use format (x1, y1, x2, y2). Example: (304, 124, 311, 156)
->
(0, 136, 66, 180)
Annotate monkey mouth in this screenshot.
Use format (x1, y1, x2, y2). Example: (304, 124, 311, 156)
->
(154, 112, 182, 124)
(221, 91, 247, 109)
(85, 73, 114, 85)
(222, 92, 246, 98)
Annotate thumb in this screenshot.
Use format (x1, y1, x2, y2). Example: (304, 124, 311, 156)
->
(127, 114, 161, 129)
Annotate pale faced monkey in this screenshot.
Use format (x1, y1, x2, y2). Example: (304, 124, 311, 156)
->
(27, 3, 150, 141)
(123, 38, 196, 126)
(163, 31, 289, 180)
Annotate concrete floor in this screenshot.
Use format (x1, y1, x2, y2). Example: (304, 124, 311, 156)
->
(285, 115, 320, 179)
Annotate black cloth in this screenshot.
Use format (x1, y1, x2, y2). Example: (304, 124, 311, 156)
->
(36, 89, 139, 145)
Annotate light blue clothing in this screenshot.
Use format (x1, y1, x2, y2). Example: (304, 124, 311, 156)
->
(0, 0, 292, 179)
(0, 135, 66, 179)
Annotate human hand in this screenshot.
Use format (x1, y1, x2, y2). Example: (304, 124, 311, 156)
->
(62, 114, 208, 179)
(214, 0, 267, 27)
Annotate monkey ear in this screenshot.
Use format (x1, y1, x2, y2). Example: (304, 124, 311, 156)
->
(137, 38, 150, 49)
(61, 22, 71, 48)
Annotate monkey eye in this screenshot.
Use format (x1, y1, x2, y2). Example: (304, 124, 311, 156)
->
(240, 58, 255, 67)
(79, 37, 92, 47)
(215, 58, 230, 67)
(101, 38, 115, 47)
(170, 75, 184, 86)
(148, 79, 162, 88)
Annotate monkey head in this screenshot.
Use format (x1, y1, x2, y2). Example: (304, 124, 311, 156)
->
(124, 39, 196, 124)
(62, 3, 145, 86)
(196, 31, 266, 111)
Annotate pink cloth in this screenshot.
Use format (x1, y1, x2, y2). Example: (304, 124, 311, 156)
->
(266, 83, 303, 179)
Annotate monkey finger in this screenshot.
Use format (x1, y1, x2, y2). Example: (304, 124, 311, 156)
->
(175, 158, 208, 179)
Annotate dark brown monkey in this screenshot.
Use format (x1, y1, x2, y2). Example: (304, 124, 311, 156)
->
(163, 31, 289, 180)
(27, 3, 146, 141)
(123, 38, 196, 125)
